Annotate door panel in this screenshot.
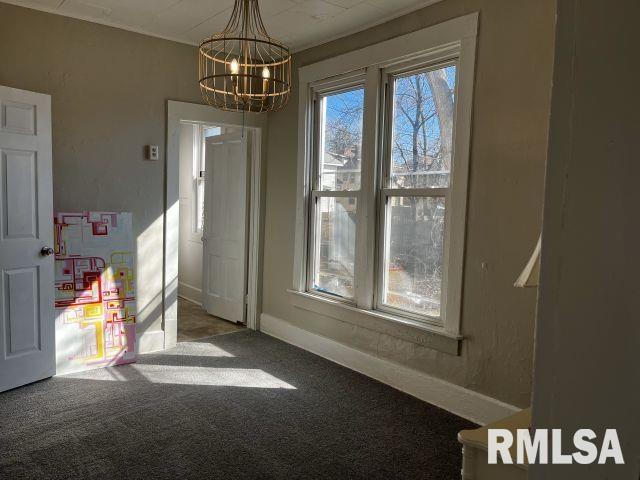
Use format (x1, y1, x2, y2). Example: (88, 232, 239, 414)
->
(1, 100, 36, 135)
(202, 133, 249, 324)
(207, 254, 223, 297)
(0, 85, 54, 393)
(4, 267, 40, 356)
(2, 149, 38, 239)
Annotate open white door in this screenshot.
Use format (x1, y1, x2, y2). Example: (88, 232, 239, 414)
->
(0, 86, 55, 392)
(202, 133, 249, 324)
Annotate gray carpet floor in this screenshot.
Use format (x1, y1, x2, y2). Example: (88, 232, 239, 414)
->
(0, 331, 475, 480)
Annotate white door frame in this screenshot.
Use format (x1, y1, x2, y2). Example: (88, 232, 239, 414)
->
(165, 100, 267, 349)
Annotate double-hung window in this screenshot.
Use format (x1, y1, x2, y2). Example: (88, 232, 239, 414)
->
(308, 80, 365, 300)
(377, 62, 456, 321)
(294, 14, 477, 338)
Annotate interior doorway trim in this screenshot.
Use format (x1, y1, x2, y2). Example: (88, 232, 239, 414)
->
(165, 100, 267, 349)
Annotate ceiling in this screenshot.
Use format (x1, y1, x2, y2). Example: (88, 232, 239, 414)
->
(2, 0, 440, 51)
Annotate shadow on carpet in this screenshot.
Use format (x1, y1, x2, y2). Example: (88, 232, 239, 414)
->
(0, 330, 475, 479)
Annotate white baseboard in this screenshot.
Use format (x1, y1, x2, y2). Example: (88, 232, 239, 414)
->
(260, 313, 520, 425)
(178, 282, 202, 306)
(178, 294, 202, 307)
(137, 330, 165, 354)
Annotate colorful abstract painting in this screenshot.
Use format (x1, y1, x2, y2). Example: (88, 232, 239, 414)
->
(54, 212, 136, 375)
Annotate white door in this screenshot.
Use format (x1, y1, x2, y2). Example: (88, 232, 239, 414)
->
(0, 86, 55, 392)
(202, 133, 249, 323)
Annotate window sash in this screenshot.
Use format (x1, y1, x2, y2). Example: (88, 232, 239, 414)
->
(311, 84, 365, 193)
(378, 59, 458, 192)
(307, 78, 365, 301)
(375, 190, 450, 326)
(373, 61, 459, 325)
(307, 191, 359, 302)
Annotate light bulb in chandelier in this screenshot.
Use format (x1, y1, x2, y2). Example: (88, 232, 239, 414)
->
(262, 66, 271, 79)
(230, 59, 240, 75)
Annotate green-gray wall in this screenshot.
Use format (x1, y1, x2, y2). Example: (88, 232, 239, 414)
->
(263, 0, 556, 407)
(0, 3, 201, 343)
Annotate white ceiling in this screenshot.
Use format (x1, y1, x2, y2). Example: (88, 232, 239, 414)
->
(2, 0, 441, 51)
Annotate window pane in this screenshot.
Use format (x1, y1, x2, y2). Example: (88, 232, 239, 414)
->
(383, 196, 445, 318)
(313, 196, 357, 298)
(390, 65, 456, 189)
(320, 89, 364, 191)
(197, 126, 220, 232)
(196, 177, 204, 232)
(204, 126, 221, 137)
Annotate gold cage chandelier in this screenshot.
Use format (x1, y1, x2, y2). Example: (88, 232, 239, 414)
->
(198, 0, 291, 113)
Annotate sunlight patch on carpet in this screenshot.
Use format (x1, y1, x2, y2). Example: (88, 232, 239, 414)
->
(68, 364, 296, 389)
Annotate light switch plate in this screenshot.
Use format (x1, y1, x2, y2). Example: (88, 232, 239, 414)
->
(145, 145, 159, 161)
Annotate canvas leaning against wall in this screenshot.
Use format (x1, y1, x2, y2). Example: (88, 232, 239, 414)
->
(54, 212, 136, 375)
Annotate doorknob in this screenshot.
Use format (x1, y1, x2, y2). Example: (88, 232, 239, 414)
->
(40, 246, 54, 256)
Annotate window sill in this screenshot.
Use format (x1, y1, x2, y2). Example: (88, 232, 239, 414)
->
(287, 289, 462, 356)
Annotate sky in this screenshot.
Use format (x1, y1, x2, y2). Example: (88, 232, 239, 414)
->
(321, 65, 457, 166)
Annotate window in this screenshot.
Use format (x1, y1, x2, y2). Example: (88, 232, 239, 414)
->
(193, 125, 222, 233)
(378, 64, 456, 320)
(309, 87, 364, 299)
(294, 14, 477, 336)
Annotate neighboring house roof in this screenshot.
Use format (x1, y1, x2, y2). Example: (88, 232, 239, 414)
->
(323, 151, 351, 167)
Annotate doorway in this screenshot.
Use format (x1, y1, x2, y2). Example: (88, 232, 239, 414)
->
(164, 101, 266, 350)
(176, 123, 246, 342)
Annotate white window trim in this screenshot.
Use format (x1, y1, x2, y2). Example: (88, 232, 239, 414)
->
(292, 13, 478, 342)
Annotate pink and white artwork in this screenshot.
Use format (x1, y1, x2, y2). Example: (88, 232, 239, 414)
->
(54, 212, 136, 375)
